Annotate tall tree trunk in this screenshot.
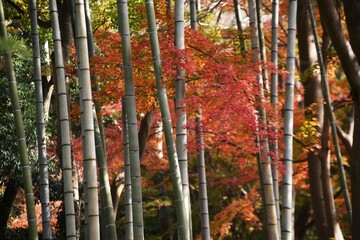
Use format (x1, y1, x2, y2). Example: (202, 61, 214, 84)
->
(340, 0, 360, 235)
(74, 0, 100, 238)
(308, 1, 347, 238)
(270, 0, 280, 233)
(122, 99, 134, 239)
(29, 0, 51, 238)
(248, 0, 279, 238)
(49, 0, 77, 238)
(319, 111, 344, 239)
(189, 4, 210, 239)
(196, 109, 211, 240)
(83, 0, 106, 154)
(174, 0, 192, 236)
(117, 0, 145, 238)
(93, 111, 117, 239)
(145, 0, 190, 237)
(297, 1, 328, 238)
(281, 0, 297, 238)
(255, 0, 269, 90)
(0, 1, 38, 239)
(82, 2, 117, 238)
(317, 0, 360, 233)
(351, 101, 360, 237)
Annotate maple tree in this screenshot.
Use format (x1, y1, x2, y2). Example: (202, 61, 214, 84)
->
(0, 0, 358, 239)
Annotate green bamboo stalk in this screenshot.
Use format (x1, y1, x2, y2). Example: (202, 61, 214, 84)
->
(93, 110, 117, 239)
(0, 1, 38, 239)
(29, 0, 51, 238)
(281, 0, 297, 239)
(248, 0, 279, 239)
(189, 5, 211, 239)
(49, 0, 77, 238)
(195, 110, 211, 240)
(65, 1, 89, 238)
(269, 0, 281, 235)
(74, 0, 100, 238)
(82, 2, 117, 238)
(145, 0, 189, 238)
(122, 98, 134, 240)
(83, 0, 106, 153)
(174, 0, 192, 236)
(255, 0, 269, 90)
(190, 0, 197, 30)
(308, 0, 352, 226)
(117, 0, 145, 238)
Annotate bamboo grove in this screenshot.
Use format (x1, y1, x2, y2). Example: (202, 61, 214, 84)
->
(1, 0, 360, 239)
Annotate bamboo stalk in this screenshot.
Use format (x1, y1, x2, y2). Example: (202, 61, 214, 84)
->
(122, 99, 134, 240)
(248, 0, 279, 238)
(0, 1, 38, 239)
(29, 0, 51, 238)
(281, 0, 297, 238)
(49, 0, 77, 238)
(117, 0, 145, 238)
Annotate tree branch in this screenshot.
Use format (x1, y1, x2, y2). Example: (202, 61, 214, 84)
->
(5, 0, 51, 28)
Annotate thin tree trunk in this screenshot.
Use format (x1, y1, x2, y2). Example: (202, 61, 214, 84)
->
(196, 109, 211, 240)
(117, 0, 145, 238)
(122, 99, 134, 240)
(255, 0, 269, 90)
(248, 0, 279, 238)
(174, 0, 191, 236)
(93, 111, 117, 239)
(189, 5, 210, 239)
(49, 0, 77, 238)
(0, 1, 38, 239)
(281, 0, 297, 238)
(144, 0, 190, 237)
(29, 0, 51, 238)
(270, 0, 280, 233)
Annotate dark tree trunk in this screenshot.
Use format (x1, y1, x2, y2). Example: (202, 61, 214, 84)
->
(138, 111, 155, 161)
(110, 172, 124, 220)
(350, 101, 360, 236)
(342, 4, 360, 237)
(297, 0, 328, 239)
(295, 201, 313, 240)
(0, 181, 19, 233)
(342, 0, 360, 67)
(58, 0, 73, 64)
(319, 0, 360, 237)
(319, 110, 343, 239)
